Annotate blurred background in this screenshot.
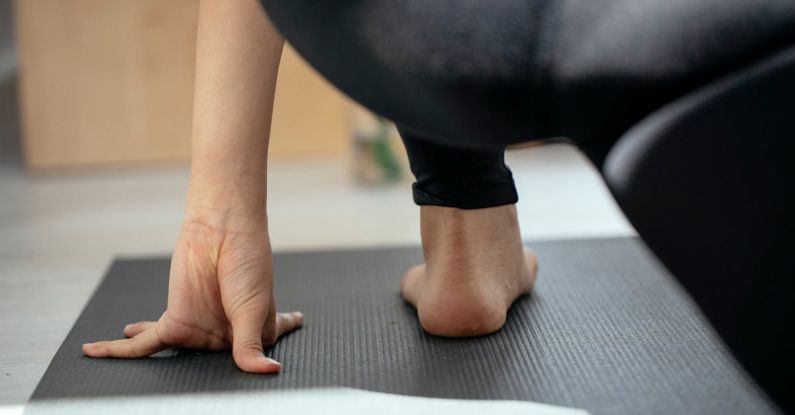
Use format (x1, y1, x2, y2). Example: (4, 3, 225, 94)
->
(0, 0, 633, 406)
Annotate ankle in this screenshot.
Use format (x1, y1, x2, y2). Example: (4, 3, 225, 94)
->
(419, 204, 524, 265)
(402, 205, 537, 337)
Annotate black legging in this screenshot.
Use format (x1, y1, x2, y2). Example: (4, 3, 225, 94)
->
(399, 125, 517, 209)
(260, 0, 795, 205)
(259, 0, 795, 411)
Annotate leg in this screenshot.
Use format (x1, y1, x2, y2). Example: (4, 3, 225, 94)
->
(398, 126, 538, 337)
(603, 49, 795, 412)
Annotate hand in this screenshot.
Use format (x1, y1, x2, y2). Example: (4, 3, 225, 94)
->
(82, 216, 303, 373)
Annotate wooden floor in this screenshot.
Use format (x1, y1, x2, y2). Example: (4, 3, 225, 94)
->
(0, 144, 634, 409)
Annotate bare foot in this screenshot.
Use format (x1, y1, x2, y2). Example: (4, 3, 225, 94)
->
(400, 204, 537, 337)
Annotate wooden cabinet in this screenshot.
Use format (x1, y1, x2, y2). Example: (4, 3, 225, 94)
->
(14, 0, 351, 170)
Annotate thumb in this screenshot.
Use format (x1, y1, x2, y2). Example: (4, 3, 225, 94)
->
(230, 308, 281, 374)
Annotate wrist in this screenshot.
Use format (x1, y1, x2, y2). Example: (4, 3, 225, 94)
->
(184, 185, 268, 234)
(182, 207, 268, 236)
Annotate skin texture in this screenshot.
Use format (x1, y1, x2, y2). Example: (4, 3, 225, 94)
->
(402, 205, 538, 337)
(82, 0, 299, 373)
(83, 0, 538, 372)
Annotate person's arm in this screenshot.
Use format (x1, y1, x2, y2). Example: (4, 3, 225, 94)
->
(187, 0, 280, 227)
(82, 0, 302, 374)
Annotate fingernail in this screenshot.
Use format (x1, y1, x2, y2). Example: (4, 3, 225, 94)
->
(124, 325, 131, 332)
(262, 356, 281, 367)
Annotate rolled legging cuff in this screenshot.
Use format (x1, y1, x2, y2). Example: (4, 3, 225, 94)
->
(399, 124, 519, 209)
(412, 173, 519, 209)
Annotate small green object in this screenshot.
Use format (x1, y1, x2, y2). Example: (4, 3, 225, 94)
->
(371, 118, 402, 181)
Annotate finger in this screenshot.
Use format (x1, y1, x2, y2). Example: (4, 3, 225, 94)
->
(123, 321, 156, 338)
(231, 310, 281, 374)
(83, 326, 166, 358)
(274, 311, 304, 338)
(400, 264, 425, 307)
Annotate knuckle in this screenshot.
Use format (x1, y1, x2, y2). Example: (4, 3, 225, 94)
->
(126, 344, 140, 357)
(157, 324, 190, 345)
(235, 340, 264, 355)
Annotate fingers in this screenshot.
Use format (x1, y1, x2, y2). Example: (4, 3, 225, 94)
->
(123, 321, 156, 338)
(83, 325, 166, 358)
(230, 310, 282, 374)
(275, 311, 304, 339)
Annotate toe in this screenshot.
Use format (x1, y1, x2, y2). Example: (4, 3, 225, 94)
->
(522, 248, 539, 293)
(400, 264, 425, 307)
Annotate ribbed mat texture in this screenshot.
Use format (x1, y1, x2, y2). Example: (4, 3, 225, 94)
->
(29, 237, 777, 415)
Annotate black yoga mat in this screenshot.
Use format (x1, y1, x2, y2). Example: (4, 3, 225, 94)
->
(29, 237, 778, 415)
